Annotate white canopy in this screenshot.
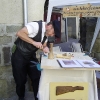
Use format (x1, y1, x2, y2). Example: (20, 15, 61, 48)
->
(47, 0, 100, 22)
(47, 0, 100, 53)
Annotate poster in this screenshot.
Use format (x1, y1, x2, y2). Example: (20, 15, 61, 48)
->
(49, 82, 88, 100)
(57, 59, 82, 68)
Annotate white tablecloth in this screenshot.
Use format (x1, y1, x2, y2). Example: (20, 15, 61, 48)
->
(38, 52, 99, 100)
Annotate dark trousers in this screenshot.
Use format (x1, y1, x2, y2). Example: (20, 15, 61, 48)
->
(11, 49, 41, 100)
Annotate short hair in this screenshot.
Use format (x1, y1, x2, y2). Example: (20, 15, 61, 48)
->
(47, 21, 53, 26)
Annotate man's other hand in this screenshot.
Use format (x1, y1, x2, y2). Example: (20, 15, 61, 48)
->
(43, 46, 49, 53)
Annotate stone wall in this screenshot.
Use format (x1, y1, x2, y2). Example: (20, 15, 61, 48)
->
(0, 24, 23, 99)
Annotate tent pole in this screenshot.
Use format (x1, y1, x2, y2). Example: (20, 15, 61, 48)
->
(23, 0, 28, 25)
(46, 4, 53, 22)
(76, 17, 80, 39)
(65, 18, 68, 42)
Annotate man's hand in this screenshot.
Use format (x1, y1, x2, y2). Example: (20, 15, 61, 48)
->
(43, 46, 49, 53)
(32, 41, 43, 49)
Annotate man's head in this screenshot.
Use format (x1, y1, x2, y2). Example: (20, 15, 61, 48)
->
(45, 22, 55, 37)
(45, 20, 60, 38)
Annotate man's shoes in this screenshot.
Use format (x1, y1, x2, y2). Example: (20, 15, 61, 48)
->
(18, 97, 25, 100)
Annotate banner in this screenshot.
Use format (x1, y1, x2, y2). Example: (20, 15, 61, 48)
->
(63, 4, 100, 17)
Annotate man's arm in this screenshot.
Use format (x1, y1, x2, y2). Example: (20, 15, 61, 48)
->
(16, 27, 43, 49)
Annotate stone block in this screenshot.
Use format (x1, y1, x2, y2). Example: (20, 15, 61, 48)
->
(0, 79, 8, 99)
(2, 47, 11, 65)
(6, 25, 23, 33)
(0, 24, 6, 36)
(0, 35, 12, 45)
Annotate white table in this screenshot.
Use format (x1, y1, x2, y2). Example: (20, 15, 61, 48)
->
(38, 52, 100, 100)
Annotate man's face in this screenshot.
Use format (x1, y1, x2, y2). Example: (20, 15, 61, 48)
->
(46, 24, 54, 37)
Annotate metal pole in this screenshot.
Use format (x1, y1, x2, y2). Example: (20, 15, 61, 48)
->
(76, 17, 80, 39)
(65, 18, 68, 42)
(23, 0, 28, 25)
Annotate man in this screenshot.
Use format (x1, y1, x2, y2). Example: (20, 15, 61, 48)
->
(11, 20, 60, 100)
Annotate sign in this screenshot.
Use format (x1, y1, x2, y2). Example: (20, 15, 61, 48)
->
(63, 4, 100, 17)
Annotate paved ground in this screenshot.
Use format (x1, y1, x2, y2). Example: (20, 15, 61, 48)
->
(4, 92, 35, 100)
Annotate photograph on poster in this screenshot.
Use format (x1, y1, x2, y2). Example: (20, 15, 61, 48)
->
(77, 60, 100, 68)
(57, 59, 82, 68)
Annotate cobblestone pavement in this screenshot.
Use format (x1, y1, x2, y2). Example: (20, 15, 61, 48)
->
(4, 92, 35, 100)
